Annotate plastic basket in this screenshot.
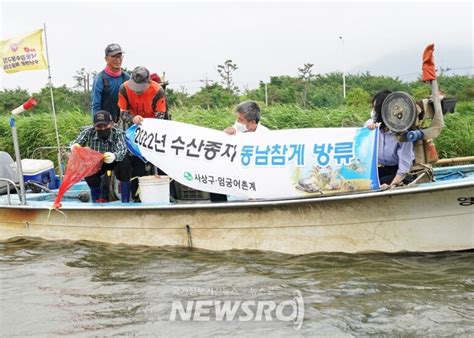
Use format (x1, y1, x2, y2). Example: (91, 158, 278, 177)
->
(428, 97, 457, 115)
(138, 175, 171, 204)
(441, 98, 457, 114)
(175, 182, 210, 200)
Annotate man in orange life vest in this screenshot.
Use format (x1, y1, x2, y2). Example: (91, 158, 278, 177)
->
(118, 66, 168, 201)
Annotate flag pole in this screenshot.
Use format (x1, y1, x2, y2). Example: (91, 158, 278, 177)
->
(43, 22, 64, 181)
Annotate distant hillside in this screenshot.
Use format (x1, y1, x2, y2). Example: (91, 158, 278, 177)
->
(349, 46, 473, 81)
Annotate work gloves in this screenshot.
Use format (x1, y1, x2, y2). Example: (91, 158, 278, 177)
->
(103, 152, 116, 164)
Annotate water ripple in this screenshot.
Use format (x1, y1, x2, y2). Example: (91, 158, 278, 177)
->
(1, 237, 473, 336)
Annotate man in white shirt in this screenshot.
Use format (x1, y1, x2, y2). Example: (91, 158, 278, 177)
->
(224, 100, 269, 135)
(211, 101, 268, 202)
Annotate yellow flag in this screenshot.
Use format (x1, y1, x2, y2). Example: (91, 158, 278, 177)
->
(0, 29, 48, 74)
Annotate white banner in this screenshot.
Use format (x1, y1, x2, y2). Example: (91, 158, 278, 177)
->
(126, 119, 379, 199)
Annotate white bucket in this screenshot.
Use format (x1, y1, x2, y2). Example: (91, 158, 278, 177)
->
(138, 175, 171, 204)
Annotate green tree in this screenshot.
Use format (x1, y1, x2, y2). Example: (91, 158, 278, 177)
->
(190, 83, 238, 109)
(437, 75, 474, 101)
(0, 88, 30, 114)
(32, 85, 87, 114)
(410, 86, 431, 100)
(217, 59, 238, 93)
(345, 87, 371, 106)
(346, 72, 408, 95)
(73, 68, 96, 94)
(297, 63, 314, 108)
(73, 68, 98, 112)
(308, 85, 343, 108)
(267, 76, 301, 105)
(166, 87, 191, 108)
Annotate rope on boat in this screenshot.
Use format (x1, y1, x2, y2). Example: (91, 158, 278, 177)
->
(407, 172, 427, 186)
(407, 163, 434, 184)
(44, 206, 67, 225)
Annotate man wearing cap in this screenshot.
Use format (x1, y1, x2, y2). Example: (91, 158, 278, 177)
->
(91, 43, 130, 203)
(91, 43, 130, 123)
(70, 110, 132, 203)
(118, 66, 168, 124)
(150, 72, 169, 91)
(118, 66, 168, 201)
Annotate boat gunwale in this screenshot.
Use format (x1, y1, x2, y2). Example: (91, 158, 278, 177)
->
(1, 173, 473, 211)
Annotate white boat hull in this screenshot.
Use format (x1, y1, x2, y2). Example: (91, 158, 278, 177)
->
(1, 181, 472, 254)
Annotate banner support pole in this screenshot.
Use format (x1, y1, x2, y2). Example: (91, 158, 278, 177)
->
(43, 22, 64, 181)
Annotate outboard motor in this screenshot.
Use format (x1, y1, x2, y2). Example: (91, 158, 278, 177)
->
(380, 88, 457, 184)
(381, 91, 417, 134)
(0, 151, 19, 195)
(381, 91, 457, 135)
(381, 91, 457, 166)
(380, 43, 460, 173)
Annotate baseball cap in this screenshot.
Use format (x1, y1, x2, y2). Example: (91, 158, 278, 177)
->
(150, 73, 161, 83)
(129, 66, 150, 93)
(94, 110, 112, 126)
(105, 43, 123, 57)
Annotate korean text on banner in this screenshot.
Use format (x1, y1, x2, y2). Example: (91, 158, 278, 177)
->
(0, 29, 48, 74)
(126, 120, 380, 199)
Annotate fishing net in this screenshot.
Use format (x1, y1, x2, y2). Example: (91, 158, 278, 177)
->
(52, 147, 103, 208)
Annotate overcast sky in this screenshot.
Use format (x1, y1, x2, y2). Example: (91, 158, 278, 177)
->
(0, 1, 472, 94)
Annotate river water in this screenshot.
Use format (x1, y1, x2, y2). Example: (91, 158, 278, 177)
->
(1, 237, 473, 336)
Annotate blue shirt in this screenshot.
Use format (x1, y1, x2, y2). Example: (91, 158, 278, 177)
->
(91, 70, 130, 120)
(378, 128, 415, 176)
